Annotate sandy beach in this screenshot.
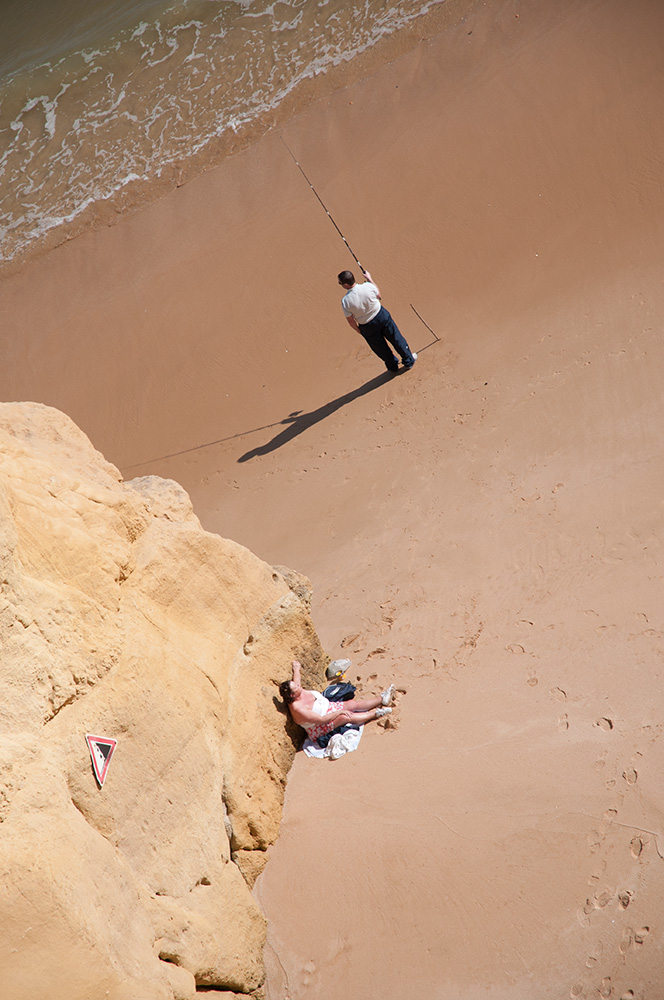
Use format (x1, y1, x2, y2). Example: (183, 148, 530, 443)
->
(2, 0, 664, 997)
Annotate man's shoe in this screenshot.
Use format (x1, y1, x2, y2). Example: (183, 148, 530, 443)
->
(403, 352, 418, 370)
(375, 707, 392, 718)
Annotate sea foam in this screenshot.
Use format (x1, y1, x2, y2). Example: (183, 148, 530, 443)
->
(0, 0, 446, 265)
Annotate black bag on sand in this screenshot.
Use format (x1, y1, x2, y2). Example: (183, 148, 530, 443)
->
(323, 681, 356, 702)
(316, 682, 359, 749)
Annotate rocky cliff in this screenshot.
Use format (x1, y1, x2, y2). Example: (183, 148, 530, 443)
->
(0, 402, 326, 1000)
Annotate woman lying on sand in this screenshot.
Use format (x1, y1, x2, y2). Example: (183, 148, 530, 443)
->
(280, 660, 394, 743)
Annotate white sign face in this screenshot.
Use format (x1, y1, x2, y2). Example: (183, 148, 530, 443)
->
(85, 734, 117, 788)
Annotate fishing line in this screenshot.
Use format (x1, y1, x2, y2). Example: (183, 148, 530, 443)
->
(410, 304, 440, 343)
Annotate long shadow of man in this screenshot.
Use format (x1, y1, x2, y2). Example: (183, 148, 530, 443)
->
(237, 370, 395, 462)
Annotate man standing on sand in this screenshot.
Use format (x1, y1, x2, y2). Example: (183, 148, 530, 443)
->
(338, 269, 417, 373)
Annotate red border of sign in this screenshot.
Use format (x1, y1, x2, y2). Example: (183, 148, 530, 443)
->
(85, 734, 117, 788)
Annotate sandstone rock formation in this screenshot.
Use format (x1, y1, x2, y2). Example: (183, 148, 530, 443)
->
(0, 402, 326, 1000)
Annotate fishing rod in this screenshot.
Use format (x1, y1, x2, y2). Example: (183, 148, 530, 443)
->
(280, 136, 366, 274)
(281, 135, 440, 346)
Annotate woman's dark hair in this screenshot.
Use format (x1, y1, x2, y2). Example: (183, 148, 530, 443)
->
(279, 680, 295, 704)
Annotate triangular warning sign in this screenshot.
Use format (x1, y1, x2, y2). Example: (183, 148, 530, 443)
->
(85, 734, 117, 788)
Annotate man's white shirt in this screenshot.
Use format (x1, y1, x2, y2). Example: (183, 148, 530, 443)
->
(341, 282, 381, 324)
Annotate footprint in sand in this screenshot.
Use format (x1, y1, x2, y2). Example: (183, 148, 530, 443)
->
(365, 648, 387, 660)
(630, 836, 644, 858)
(558, 714, 569, 731)
(622, 767, 638, 785)
(618, 891, 631, 909)
(598, 978, 612, 999)
(301, 959, 317, 987)
(380, 602, 396, 628)
(619, 928, 634, 956)
(587, 811, 616, 853)
(583, 884, 612, 913)
(550, 686, 567, 700)
(587, 832, 603, 855)
(595, 717, 614, 731)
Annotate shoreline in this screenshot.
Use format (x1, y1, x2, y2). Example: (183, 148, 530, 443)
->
(0, 0, 480, 279)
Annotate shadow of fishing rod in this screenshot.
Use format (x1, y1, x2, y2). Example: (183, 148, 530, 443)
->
(121, 416, 301, 473)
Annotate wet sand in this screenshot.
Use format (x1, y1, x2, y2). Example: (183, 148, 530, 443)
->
(2, 0, 664, 997)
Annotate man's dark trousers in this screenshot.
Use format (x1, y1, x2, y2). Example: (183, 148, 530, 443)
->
(358, 306, 415, 371)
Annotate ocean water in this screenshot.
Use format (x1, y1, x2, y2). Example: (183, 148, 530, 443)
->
(0, 0, 446, 268)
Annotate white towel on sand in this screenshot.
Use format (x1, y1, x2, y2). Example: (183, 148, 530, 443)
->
(302, 726, 364, 759)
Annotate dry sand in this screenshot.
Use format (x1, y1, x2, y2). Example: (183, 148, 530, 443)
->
(2, 0, 664, 997)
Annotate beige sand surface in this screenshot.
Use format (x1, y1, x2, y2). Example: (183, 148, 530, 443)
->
(2, 0, 663, 997)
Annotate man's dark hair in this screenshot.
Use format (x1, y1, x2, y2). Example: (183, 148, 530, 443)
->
(338, 270, 354, 287)
(279, 680, 296, 704)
